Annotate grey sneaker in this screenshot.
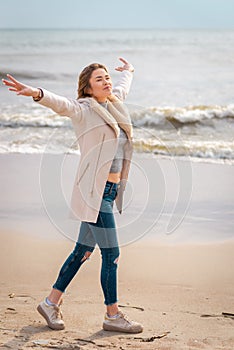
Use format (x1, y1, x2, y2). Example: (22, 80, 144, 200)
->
(37, 299, 65, 330)
(103, 311, 143, 333)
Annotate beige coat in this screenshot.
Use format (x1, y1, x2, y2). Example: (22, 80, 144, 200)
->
(37, 70, 133, 222)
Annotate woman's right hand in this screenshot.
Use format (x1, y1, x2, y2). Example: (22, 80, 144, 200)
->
(2, 74, 40, 98)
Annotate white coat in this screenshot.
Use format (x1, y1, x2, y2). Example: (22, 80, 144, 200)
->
(37, 70, 133, 222)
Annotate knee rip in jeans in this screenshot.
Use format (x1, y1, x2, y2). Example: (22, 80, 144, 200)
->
(81, 251, 92, 263)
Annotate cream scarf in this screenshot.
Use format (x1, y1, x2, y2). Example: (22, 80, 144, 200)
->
(88, 95, 133, 140)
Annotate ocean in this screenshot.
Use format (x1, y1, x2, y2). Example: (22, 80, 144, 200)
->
(1, 28, 234, 163)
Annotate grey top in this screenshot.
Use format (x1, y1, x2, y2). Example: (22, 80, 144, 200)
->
(110, 127, 128, 173)
(99, 102, 128, 173)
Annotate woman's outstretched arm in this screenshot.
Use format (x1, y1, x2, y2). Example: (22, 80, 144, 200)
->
(2, 74, 83, 119)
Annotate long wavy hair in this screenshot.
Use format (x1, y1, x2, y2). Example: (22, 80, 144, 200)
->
(77, 63, 108, 99)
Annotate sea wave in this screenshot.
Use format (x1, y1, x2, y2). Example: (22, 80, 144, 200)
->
(133, 138, 234, 162)
(1, 138, 233, 164)
(0, 116, 69, 128)
(0, 105, 71, 128)
(1, 103, 234, 130)
(131, 104, 234, 129)
(0, 103, 234, 163)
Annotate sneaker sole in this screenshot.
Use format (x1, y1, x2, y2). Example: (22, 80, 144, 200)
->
(37, 305, 65, 330)
(103, 323, 143, 333)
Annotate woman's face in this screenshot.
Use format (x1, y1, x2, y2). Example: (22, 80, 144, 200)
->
(88, 68, 112, 102)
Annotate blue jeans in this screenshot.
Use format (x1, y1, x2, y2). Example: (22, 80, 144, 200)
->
(53, 181, 120, 306)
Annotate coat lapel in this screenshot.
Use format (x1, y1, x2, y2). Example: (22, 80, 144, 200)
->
(107, 99, 133, 140)
(88, 97, 133, 140)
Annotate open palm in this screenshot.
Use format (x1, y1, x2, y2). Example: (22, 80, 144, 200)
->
(2, 74, 36, 97)
(115, 57, 134, 72)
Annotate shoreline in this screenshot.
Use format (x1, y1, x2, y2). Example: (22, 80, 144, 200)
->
(0, 150, 234, 166)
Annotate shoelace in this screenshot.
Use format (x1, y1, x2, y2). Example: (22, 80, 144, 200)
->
(119, 311, 132, 324)
(52, 305, 63, 321)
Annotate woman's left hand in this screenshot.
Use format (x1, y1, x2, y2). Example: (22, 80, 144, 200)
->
(115, 57, 134, 73)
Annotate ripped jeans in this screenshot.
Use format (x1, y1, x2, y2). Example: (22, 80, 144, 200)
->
(53, 181, 120, 306)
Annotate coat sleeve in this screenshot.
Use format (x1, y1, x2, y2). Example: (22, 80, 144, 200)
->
(35, 89, 83, 121)
(112, 70, 133, 101)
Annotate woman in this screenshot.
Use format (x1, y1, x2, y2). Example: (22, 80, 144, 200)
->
(2, 58, 143, 334)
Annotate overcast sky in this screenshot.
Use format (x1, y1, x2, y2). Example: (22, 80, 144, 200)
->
(0, 0, 233, 29)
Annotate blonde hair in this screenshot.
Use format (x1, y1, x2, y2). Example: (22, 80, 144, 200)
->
(77, 63, 108, 99)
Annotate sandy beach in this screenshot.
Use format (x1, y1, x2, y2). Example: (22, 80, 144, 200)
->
(0, 154, 234, 350)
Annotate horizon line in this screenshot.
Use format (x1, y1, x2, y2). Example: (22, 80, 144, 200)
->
(0, 27, 234, 31)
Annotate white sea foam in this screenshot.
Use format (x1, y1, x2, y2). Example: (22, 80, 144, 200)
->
(132, 105, 234, 127)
